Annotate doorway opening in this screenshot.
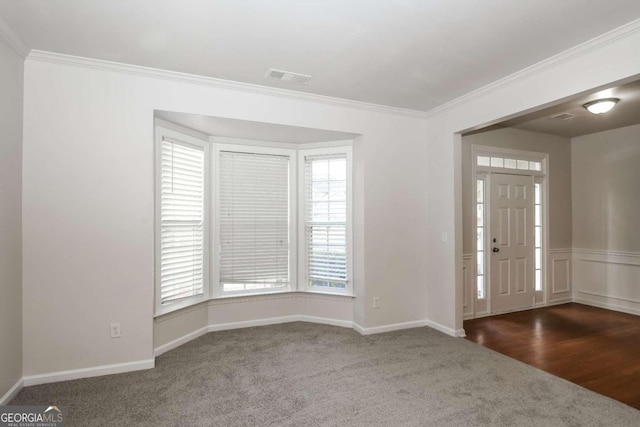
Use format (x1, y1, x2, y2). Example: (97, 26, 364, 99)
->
(468, 145, 547, 318)
(458, 76, 640, 409)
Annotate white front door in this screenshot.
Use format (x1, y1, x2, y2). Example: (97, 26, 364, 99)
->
(489, 173, 535, 313)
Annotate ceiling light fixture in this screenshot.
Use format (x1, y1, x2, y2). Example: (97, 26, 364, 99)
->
(583, 98, 619, 115)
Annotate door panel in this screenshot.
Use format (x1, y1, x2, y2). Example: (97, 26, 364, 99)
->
(499, 259, 510, 295)
(490, 173, 534, 313)
(498, 208, 509, 245)
(516, 258, 526, 293)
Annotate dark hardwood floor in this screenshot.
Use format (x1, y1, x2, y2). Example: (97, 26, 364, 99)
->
(464, 303, 640, 410)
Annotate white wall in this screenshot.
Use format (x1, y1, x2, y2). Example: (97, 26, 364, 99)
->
(0, 37, 23, 401)
(18, 21, 640, 380)
(425, 25, 640, 332)
(22, 54, 430, 377)
(571, 123, 640, 314)
(572, 123, 640, 253)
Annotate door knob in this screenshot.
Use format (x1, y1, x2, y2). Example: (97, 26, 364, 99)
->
(492, 247, 500, 253)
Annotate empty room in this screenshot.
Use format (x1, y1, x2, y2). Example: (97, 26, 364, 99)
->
(1, 1, 639, 426)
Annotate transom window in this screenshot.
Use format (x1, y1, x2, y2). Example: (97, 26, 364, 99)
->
(477, 155, 541, 172)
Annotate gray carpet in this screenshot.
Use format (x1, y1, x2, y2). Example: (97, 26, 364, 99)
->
(11, 322, 640, 426)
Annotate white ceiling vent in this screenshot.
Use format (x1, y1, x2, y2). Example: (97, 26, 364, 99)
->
(549, 112, 578, 121)
(265, 69, 311, 85)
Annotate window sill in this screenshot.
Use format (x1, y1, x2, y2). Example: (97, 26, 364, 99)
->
(155, 294, 208, 318)
(208, 291, 356, 307)
(303, 290, 356, 298)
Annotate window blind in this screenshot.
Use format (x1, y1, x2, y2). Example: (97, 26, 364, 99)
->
(159, 138, 205, 305)
(219, 151, 290, 292)
(305, 154, 347, 289)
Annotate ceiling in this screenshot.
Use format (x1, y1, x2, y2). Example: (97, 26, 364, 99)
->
(155, 111, 358, 143)
(2, 1, 640, 111)
(492, 79, 640, 138)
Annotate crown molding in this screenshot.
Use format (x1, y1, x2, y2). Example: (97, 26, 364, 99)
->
(424, 17, 640, 118)
(26, 49, 429, 119)
(21, 17, 640, 120)
(0, 16, 30, 58)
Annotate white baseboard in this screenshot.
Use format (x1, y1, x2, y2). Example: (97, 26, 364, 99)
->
(207, 315, 353, 333)
(154, 326, 210, 357)
(470, 311, 492, 319)
(351, 322, 366, 335)
(207, 315, 302, 333)
(297, 315, 354, 329)
(353, 320, 427, 336)
(548, 297, 572, 306)
(155, 315, 354, 356)
(423, 319, 465, 337)
(573, 297, 640, 316)
(353, 318, 463, 337)
(0, 378, 24, 405)
(20, 314, 468, 390)
(23, 359, 155, 387)
(157, 314, 442, 342)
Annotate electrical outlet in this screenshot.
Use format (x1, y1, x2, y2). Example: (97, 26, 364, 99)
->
(373, 297, 380, 309)
(110, 323, 121, 338)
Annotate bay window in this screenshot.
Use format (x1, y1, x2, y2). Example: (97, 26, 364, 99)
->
(155, 126, 352, 315)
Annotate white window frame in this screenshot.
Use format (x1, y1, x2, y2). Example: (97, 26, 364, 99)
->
(471, 144, 549, 316)
(298, 146, 354, 296)
(155, 126, 355, 316)
(475, 173, 488, 300)
(155, 127, 211, 316)
(534, 177, 545, 296)
(212, 143, 297, 298)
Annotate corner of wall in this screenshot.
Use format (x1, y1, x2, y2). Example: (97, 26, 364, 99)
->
(0, 31, 24, 405)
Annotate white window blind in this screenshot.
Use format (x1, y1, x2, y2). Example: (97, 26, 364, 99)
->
(159, 138, 205, 305)
(305, 154, 348, 289)
(219, 151, 290, 293)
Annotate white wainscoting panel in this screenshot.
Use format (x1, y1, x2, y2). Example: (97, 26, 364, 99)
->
(548, 249, 572, 304)
(573, 248, 640, 315)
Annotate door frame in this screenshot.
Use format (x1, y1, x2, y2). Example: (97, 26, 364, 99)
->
(470, 144, 549, 318)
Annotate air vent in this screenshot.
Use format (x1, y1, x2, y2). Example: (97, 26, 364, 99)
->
(550, 112, 578, 121)
(265, 69, 311, 85)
